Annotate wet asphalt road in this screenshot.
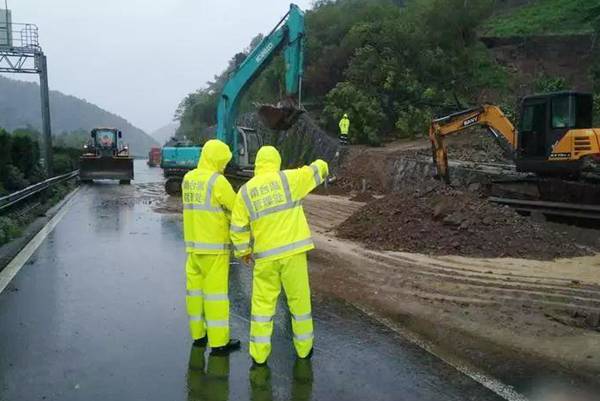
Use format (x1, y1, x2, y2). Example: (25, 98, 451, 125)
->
(0, 161, 507, 401)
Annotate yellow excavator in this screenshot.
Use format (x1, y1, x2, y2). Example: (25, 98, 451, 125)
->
(429, 91, 600, 183)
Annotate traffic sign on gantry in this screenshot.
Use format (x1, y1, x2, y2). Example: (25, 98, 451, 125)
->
(0, 5, 53, 176)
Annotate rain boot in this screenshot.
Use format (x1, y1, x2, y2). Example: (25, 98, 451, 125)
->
(210, 339, 241, 355)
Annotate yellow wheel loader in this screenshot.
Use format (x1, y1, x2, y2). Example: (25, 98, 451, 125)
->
(79, 128, 134, 184)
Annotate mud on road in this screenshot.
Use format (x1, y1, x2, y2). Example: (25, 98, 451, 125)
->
(304, 194, 600, 389)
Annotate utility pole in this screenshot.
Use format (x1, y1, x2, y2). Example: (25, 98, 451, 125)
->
(0, 3, 53, 176)
(38, 53, 53, 176)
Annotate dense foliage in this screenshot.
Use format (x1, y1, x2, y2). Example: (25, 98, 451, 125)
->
(320, 0, 506, 143)
(0, 127, 43, 194)
(175, 0, 599, 146)
(175, 0, 506, 145)
(482, 0, 600, 37)
(53, 129, 89, 149)
(0, 127, 80, 195)
(593, 17, 600, 124)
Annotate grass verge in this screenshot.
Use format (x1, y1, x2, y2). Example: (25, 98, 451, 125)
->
(483, 0, 598, 37)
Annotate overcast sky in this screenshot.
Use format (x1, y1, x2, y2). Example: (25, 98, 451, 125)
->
(1, 0, 313, 132)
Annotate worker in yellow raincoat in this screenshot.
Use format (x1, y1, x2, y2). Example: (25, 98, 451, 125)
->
(182, 139, 240, 354)
(230, 146, 329, 365)
(338, 113, 350, 145)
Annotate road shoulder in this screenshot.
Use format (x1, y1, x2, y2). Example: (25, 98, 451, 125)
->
(0, 186, 80, 273)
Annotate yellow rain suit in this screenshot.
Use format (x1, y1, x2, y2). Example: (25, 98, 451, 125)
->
(230, 146, 329, 363)
(182, 139, 236, 348)
(339, 114, 350, 135)
(338, 114, 350, 145)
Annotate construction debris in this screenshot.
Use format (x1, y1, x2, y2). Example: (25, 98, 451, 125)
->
(336, 178, 597, 260)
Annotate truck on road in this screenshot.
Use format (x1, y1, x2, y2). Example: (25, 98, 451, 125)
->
(147, 147, 161, 167)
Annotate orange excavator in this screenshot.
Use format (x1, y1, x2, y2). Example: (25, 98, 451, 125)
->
(429, 91, 600, 183)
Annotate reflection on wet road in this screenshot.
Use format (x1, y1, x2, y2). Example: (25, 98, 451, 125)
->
(0, 161, 505, 401)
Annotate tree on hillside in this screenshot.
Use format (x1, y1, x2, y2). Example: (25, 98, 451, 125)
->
(0, 129, 12, 191)
(322, 0, 504, 142)
(304, 0, 399, 100)
(0, 128, 40, 191)
(12, 127, 41, 142)
(10, 135, 40, 179)
(174, 90, 219, 143)
(53, 129, 88, 149)
(175, 0, 507, 146)
(592, 16, 600, 123)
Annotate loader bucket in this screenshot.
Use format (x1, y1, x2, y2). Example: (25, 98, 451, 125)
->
(79, 156, 134, 182)
(258, 104, 304, 131)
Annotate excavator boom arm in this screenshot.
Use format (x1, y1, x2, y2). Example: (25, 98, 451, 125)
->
(429, 104, 518, 183)
(216, 3, 305, 164)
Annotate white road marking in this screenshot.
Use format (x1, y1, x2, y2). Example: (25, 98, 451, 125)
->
(351, 303, 530, 401)
(0, 187, 80, 295)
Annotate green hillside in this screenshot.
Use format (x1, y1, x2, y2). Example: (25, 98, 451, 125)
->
(176, 0, 505, 145)
(0, 76, 157, 156)
(175, 0, 600, 147)
(483, 0, 599, 37)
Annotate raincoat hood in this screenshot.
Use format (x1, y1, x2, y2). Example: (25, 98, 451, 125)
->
(198, 139, 232, 173)
(343, 114, 348, 118)
(254, 146, 281, 175)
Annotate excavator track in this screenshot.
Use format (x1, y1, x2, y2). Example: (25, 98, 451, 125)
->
(489, 197, 600, 222)
(399, 155, 600, 226)
(487, 176, 600, 226)
(489, 176, 600, 205)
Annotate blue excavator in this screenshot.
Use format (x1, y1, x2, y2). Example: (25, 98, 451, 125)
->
(162, 3, 305, 195)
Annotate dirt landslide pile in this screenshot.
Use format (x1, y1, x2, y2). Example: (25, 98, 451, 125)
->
(332, 130, 512, 195)
(334, 148, 400, 194)
(415, 131, 512, 164)
(337, 179, 594, 259)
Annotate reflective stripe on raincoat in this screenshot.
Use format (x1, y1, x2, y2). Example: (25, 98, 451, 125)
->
(182, 139, 236, 254)
(230, 146, 329, 262)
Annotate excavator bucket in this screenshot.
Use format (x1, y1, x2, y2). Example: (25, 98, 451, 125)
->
(257, 104, 304, 131)
(79, 155, 134, 183)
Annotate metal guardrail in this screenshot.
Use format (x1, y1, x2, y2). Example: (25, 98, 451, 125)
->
(0, 170, 78, 212)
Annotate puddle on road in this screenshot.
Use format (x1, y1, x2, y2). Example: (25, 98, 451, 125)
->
(87, 182, 173, 210)
(186, 346, 315, 401)
(151, 192, 182, 215)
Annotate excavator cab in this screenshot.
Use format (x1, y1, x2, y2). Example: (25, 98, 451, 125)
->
(517, 92, 594, 174)
(236, 127, 263, 175)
